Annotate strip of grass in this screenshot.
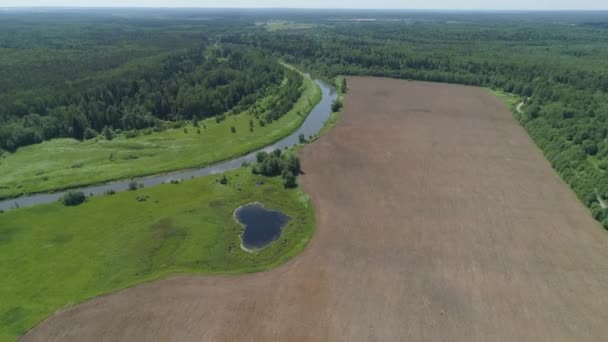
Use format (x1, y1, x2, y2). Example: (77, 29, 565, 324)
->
(315, 76, 347, 140)
(0, 167, 315, 341)
(487, 88, 520, 108)
(0, 71, 321, 200)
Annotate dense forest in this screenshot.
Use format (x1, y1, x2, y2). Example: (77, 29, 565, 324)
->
(2, 9, 608, 228)
(0, 44, 301, 151)
(0, 12, 302, 152)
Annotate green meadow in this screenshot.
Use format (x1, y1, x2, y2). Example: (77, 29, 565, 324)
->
(0, 73, 320, 200)
(0, 167, 315, 341)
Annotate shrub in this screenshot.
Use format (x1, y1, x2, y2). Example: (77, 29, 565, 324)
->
(231, 126, 236, 133)
(219, 175, 228, 185)
(299, 133, 307, 143)
(282, 171, 297, 188)
(102, 126, 114, 140)
(281, 151, 301, 174)
(125, 130, 139, 138)
(84, 127, 98, 140)
(331, 99, 343, 113)
(61, 191, 86, 206)
(128, 180, 138, 191)
(105, 189, 116, 195)
(256, 151, 268, 163)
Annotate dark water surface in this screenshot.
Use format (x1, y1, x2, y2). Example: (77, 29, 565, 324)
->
(0, 79, 337, 211)
(235, 203, 291, 250)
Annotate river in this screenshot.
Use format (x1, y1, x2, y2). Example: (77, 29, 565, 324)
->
(0, 79, 337, 211)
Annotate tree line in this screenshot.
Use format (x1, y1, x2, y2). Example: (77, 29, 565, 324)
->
(0, 45, 298, 152)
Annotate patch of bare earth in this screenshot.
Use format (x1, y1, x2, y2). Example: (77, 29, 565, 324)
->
(23, 78, 608, 341)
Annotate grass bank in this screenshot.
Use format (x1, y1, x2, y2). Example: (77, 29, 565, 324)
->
(0, 72, 321, 200)
(0, 168, 315, 341)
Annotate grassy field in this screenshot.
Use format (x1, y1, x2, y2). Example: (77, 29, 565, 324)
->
(488, 88, 520, 108)
(0, 167, 315, 341)
(0, 72, 321, 200)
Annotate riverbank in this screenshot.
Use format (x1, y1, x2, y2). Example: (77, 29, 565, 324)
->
(0, 79, 335, 211)
(0, 69, 321, 201)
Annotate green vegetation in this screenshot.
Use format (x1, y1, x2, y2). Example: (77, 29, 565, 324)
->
(0, 167, 315, 341)
(316, 76, 348, 140)
(4, 9, 608, 340)
(488, 89, 520, 109)
(251, 149, 301, 187)
(0, 72, 320, 199)
(0, 45, 298, 152)
(60, 191, 86, 206)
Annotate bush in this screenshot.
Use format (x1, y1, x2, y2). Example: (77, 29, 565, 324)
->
(331, 99, 343, 113)
(281, 151, 300, 174)
(102, 126, 114, 140)
(84, 127, 98, 140)
(256, 151, 268, 163)
(299, 133, 307, 143)
(61, 191, 86, 206)
(219, 175, 228, 184)
(125, 130, 139, 138)
(128, 180, 138, 191)
(282, 171, 297, 188)
(105, 189, 116, 195)
(230, 126, 236, 133)
(251, 150, 301, 179)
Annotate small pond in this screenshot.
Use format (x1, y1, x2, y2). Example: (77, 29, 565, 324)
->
(235, 203, 291, 251)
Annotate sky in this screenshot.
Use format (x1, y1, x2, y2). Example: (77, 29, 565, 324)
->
(1, 0, 607, 10)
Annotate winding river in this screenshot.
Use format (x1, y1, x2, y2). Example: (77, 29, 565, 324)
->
(0, 79, 337, 211)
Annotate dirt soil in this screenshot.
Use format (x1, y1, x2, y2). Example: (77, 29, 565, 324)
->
(23, 77, 608, 341)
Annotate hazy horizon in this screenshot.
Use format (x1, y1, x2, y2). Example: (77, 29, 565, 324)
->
(2, 1, 607, 11)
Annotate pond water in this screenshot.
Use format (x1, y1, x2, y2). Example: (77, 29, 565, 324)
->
(0, 79, 337, 211)
(235, 203, 291, 250)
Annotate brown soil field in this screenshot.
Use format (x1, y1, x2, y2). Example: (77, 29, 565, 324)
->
(23, 77, 608, 341)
